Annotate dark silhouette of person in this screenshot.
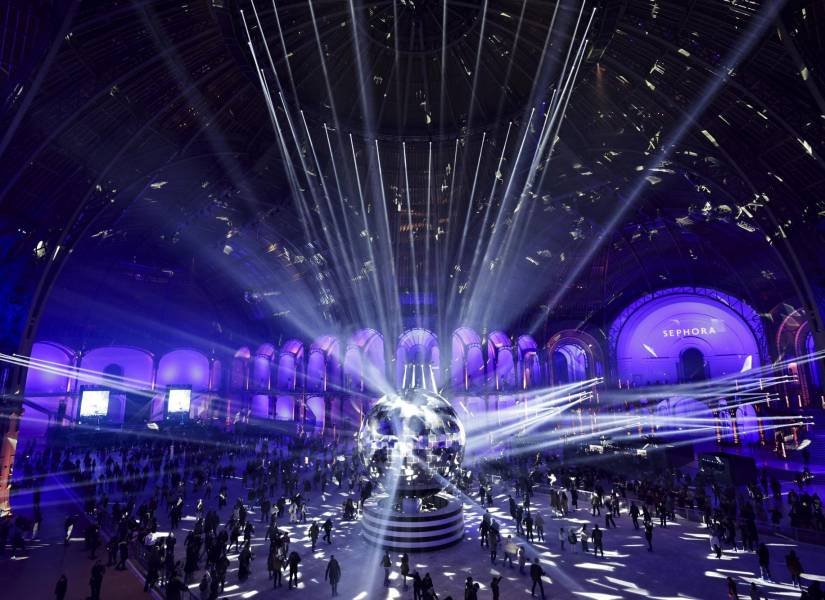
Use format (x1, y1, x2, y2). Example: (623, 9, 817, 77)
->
(592, 524, 604, 557)
(381, 551, 392, 586)
(785, 550, 803, 587)
(325, 555, 341, 596)
(757, 543, 771, 581)
(530, 558, 546, 599)
(54, 575, 68, 600)
(116, 538, 129, 570)
(412, 571, 423, 600)
(644, 522, 654, 551)
(400, 553, 410, 590)
(287, 550, 301, 589)
(89, 561, 105, 600)
(322, 518, 333, 544)
(309, 521, 320, 551)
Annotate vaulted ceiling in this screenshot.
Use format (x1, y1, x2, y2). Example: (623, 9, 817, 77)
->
(1, 0, 824, 350)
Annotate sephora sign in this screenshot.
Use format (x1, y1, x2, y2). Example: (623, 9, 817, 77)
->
(662, 322, 721, 339)
(613, 292, 761, 383)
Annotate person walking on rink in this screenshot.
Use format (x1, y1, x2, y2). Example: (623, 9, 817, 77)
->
(54, 575, 68, 600)
(325, 555, 341, 597)
(644, 522, 654, 552)
(530, 558, 546, 599)
(381, 550, 392, 586)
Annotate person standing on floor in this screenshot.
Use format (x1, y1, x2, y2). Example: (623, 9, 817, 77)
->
(116, 537, 129, 570)
(54, 575, 68, 600)
(530, 558, 546, 599)
(490, 575, 503, 600)
(309, 521, 320, 551)
(89, 561, 105, 600)
(287, 549, 301, 589)
(785, 550, 803, 587)
(271, 551, 284, 589)
(534, 512, 545, 542)
(488, 527, 499, 564)
(381, 550, 392, 587)
(412, 571, 423, 600)
(325, 554, 341, 597)
(630, 502, 640, 529)
(400, 553, 410, 590)
(504, 536, 518, 568)
(558, 526, 566, 550)
(592, 524, 604, 557)
(518, 545, 527, 574)
(644, 522, 654, 552)
(756, 543, 771, 581)
(322, 518, 333, 544)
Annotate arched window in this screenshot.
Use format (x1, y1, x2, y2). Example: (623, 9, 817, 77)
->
(397, 328, 439, 391)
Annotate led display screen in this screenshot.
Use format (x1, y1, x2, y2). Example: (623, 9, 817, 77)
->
(79, 389, 110, 417)
(167, 388, 191, 415)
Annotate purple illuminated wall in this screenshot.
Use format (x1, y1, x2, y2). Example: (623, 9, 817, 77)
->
(487, 331, 515, 390)
(613, 292, 762, 385)
(344, 328, 385, 393)
(396, 328, 439, 388)
(25, 342, 73, 395)
(452, 327, 484, 390)
(517, 335, 540, 389)
(81, 346, 154, 423)
(277, 340, 304, 391)
(20, 342, 75, 444)
(252, 343, 276, 390)
(305, 396, 325, 432)
(156, 348, 210, 390)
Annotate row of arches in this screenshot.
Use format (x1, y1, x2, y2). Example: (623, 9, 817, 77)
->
(21, 288, 822, 438)
(21, 343, 221, 440)
(229, 327, 606, 396)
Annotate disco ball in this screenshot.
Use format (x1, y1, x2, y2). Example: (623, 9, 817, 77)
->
(356, 388, 466, 497)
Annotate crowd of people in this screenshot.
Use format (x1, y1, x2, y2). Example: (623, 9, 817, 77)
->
(1, 426, 824, 599)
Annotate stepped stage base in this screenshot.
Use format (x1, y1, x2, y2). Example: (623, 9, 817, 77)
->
(361, 494, 464, 552)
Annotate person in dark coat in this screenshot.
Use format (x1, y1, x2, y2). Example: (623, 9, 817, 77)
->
(322, 518, 333, 544)
(116, 538, 129, 570)
(644, 522, 654, 552)
(400, 553, 410, 590)
(756, 543, 771, 581)
(381, 551, 392, 586)
(490, 575, 503, 600)
(89, 561, 105, 600)
(287, 550, 301, 589)
(726, 576, 739, 599)
(412, 571, 423, 600)
(54, 575, 68, 600)
(309, 521, 320, 551)
(271, 551, 284, 588)
(785, 550, 803, 587)
(325, 554, 341, 596)
(530, 558, 546, 599)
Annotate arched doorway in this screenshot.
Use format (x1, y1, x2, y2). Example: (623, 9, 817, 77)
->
(544, 330, 605, 388)
(551, 344, 589, 385)
(679, 348, 707, 383)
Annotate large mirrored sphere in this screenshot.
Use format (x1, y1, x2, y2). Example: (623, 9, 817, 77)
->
(356, 389, 465, 497)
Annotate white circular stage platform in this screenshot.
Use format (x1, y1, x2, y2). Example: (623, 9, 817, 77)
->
(361, 494, 465, 552)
